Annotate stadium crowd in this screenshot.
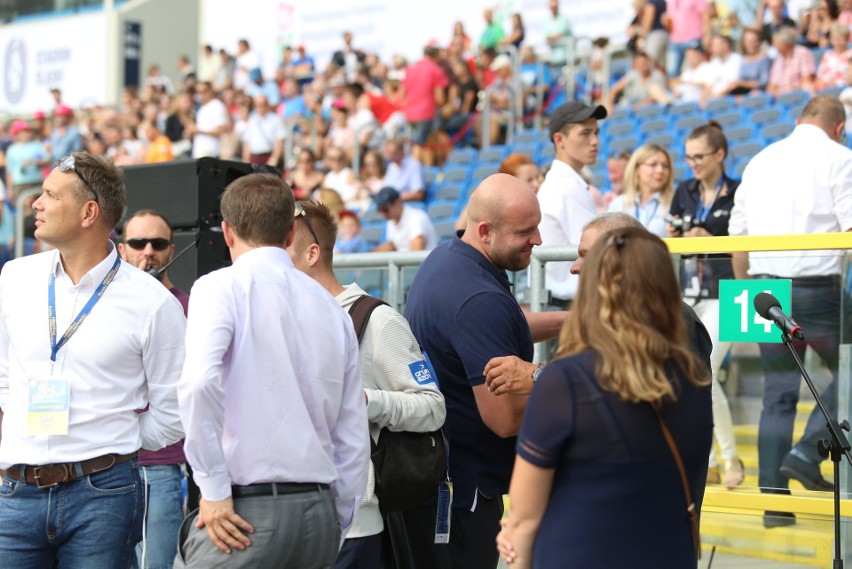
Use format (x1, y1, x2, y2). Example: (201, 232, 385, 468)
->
(0, 1, 851, 568)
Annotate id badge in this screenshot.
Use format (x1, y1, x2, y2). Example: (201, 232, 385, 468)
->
(27, 378, 70, 436)
(434, 480, 453, 544)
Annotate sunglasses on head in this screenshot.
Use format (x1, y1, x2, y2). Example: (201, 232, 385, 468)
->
(125, 238, 171, 251)
(294, 202, 320, 245)
(57, 155, 98, 204)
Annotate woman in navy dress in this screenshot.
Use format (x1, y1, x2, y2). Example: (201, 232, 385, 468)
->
(497, 227, 713, 569)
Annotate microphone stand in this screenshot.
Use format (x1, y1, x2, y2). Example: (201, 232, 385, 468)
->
(781, 331, 852, 569)
(146, 238, 199, 281)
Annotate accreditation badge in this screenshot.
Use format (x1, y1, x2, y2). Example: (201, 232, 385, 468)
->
(27, 378, 70, 436)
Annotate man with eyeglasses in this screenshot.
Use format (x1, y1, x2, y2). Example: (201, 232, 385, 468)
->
(0, 151, 186, 566)
(119, 209, 190, 569)
(730, 95, 852, 528)
(175, 174, 368, 568)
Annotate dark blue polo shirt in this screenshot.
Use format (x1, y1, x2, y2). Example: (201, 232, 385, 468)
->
(404, 236, 533, 509)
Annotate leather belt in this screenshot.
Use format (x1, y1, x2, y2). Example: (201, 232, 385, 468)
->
(231, 482, 328, 499)
(4, 452, 138, 489)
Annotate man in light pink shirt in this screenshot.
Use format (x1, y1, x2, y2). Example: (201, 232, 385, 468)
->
(402, 44, 449, 153)
(667, 0, 712, 75)
(768, 26, 816, 95)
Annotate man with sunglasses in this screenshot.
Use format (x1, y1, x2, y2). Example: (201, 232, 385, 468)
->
(0, 152, 186, 567)
(175, 174, 368, 568)
(119, 209, 190, 569)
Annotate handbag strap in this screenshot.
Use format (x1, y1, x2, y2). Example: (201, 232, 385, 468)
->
(652, 403, 702, 561)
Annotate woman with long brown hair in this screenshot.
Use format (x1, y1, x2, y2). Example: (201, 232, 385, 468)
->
(497, 227, 712, 569)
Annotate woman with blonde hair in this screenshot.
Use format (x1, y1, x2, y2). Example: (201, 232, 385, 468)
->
(497, 227, 712, 569)
(608, 143, 674, 237)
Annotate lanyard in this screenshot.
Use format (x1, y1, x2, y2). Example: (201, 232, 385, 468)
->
(634, 197, 660, 228)
(48, 256, 121, 366)
(695, 177, 724, 223)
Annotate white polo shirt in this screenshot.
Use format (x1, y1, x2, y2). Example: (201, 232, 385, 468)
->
(387, 205, 437, 252)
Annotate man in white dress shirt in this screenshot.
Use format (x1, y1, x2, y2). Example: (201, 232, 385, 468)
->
(537, 101, 606, 308)
(0, 151, 186, 567)
(175, 174, 369, 568)
(730, 95, 852, 528)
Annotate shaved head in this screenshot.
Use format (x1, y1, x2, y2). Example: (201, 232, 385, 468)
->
(464, 174, 542, 271)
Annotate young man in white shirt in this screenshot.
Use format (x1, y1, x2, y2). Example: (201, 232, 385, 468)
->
(0, 152, 186, 567)
(537, 101, 606, 308)
(372, 187, 437, 252)
(189, 82, 228, 159)
(287, 199, 446, 568)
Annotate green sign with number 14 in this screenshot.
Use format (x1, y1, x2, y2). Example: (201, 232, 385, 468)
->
(718, 279, 792, 343)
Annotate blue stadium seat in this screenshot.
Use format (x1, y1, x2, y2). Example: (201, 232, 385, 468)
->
(513, 129, 546, 145)
(510, 142, 541, 159)
(604, 121, 634, 137)
(704, 97, 735, 114)
(738, 92, 771, 113)
(818, 85, 844, 98)
(668, 101, 700, 117)
(445, 147, 478, 167)
(638, 118, 669, 136)
(472, 163, 499, 180)
(749, 107, 782, 127)
(434, 219, 458, 244)
(673, 165, 686, 183)
(360, 225, 385, 245)
(427, 201, 456, 221)
(761, 122, 793, 143)
(644, 133, 675, 147)
(477, 145, 509, 164)
(775, 89, 809, 110)
(734, 160, 749, 178)
(609, 136, 639, 154)
(634, 104, 665, 119)
(730, 141, 763, 160)
(432, 183, 464, 202)
(787, 103, 806, 120)
(674, 115, 704, 134)
(361, 208, 384, 225)
(536, 144, 555, 162)
(435, 165, 471, 188)
(725, 126, 753, 143)
(609, 107, 632, 121)
(711, 110, 747, 129)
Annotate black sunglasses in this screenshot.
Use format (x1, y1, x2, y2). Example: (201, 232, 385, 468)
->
(57, 155, 98, 204)
(294, 202, 320, 245)
(125, 238, 171, 251)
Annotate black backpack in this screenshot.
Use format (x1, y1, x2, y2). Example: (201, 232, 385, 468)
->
(347, 294, 448, 515)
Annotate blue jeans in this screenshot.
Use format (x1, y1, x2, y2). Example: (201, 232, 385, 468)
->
(134, 464, 185, 569)
(756, 275, 843, 493)
(0, 458, 144, 568)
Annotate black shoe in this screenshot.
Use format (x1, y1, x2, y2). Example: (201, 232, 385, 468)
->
(779, 454, 834, 491)
(763, 511, 796, 528)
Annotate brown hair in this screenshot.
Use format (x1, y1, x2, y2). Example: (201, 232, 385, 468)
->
(220, 173, 295, 245)
(123, 209, 173, 241)
(295, 200, 338, 270)
(557, 227, 709, 403)
(69, 151, 126, 229)
(686, 121, 728, 159)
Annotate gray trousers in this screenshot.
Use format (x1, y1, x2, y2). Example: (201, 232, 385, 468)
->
(174, 487, 340, 568)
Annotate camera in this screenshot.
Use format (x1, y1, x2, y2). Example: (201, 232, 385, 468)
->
(665, 214, 704, 234)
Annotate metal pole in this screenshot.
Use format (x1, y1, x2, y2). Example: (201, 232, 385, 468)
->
(14, 188, 44, 260)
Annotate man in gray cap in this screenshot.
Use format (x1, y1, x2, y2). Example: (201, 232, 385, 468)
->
(537, 101, 607, 308)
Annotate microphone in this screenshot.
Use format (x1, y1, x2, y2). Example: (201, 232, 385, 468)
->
(146, 238, 199, 281)
(754, 292, 805, 340)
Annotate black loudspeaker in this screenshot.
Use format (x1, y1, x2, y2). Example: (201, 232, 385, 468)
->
(121, 158, 281, 293)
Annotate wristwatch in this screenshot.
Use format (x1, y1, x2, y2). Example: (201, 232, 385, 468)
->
(531, 363, 545, 384)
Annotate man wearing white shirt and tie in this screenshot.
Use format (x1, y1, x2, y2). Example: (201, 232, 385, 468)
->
(175, 174, 369, 568)
(0, 151, 186, 567)
(537, 101, 606, 308)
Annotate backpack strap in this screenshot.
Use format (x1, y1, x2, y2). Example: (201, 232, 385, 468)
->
(347, 294, 389, 345)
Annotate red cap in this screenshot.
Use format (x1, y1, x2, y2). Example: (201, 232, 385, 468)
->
(10, 119, 31, 136)
(54, 104, 73, 117)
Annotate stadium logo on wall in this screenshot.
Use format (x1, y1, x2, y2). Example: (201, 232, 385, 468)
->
(4, 38, 26, 104)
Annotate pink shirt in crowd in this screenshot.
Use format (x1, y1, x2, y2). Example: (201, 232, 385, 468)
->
(402, 57, 449, 122)
(667, 0, 708, 43)
(770, 45, 816, 94)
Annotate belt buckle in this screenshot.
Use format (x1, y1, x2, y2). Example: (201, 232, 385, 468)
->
(33, 464, 70, 489)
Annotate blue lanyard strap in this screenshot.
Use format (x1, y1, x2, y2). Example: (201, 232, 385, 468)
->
(48, 256, 121, 363)
(634, 197, 660, 228)
(695, 177, 725, 223)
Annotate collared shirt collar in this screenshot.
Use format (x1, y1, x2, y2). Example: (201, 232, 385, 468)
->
(52, 241, 119, 287)
(448, 233, 512, 292)
(233, 245, 294, 268)
(549, 159, 589, 189)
